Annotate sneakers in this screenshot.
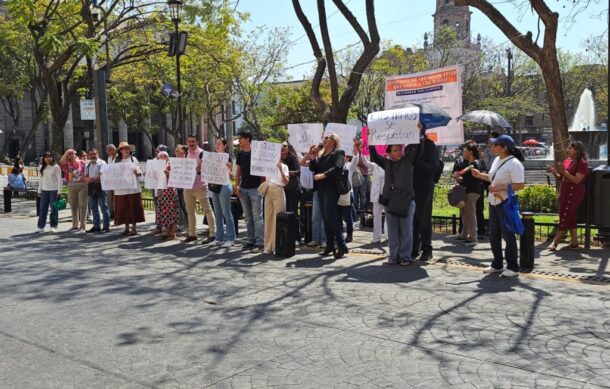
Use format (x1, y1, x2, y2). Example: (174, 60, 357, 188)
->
(500, 269, 519, 277)
(222, 241, 235, 248)
(462, 241, 477, 247)
(36, 228, 45, 233)
(307, 241, 321, 247)
(49, 227, 57, 233)
(86, 227, 101, 233)
(483, 266, 504, 274)
(209, 240, 223, 247)
(201, 237, 215, 245)
(242, 243, 256, 250)
(183, 236, 197, 243)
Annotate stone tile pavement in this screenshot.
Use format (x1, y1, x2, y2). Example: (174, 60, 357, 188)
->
(0, 198, 609, 388)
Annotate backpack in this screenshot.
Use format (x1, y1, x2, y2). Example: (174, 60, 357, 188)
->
(336, 169, 352, 195)
(352, 169, 365, 188)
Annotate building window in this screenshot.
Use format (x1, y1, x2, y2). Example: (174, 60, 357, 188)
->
(525, 115, 534, 127)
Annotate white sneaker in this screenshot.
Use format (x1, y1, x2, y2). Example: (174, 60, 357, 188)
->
(500, 269, 519, 277)
(483, 266, 504, 274)
(210, 240, 223, 247)
(222, 241, 234, 248)
(295, 240, 301, 246)
(36, 228, 45, 233)
(49, 227, 57, 233)
(307, 241, 320, 247)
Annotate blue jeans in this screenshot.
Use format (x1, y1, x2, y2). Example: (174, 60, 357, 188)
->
(239, 187, 263, 246)
(489, 204, 519, 272)
(38, 190, 58, 229)
(353, 177, 368, 211)
(212, 185, 236, 242)
(89, 192, 110, 229)
(312, 191, 325, 243)
(385, 200, 416, 263)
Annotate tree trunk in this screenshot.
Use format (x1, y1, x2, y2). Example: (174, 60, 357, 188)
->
(540, 51, 569, 162)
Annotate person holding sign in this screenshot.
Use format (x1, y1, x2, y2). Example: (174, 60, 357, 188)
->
(113, 142, 145, 236)
(83, 148, 110, 233)
(182, 134, 216, 244)
(300, 133, 348, 259)
(263, 159, 289, 254)
(208, 138, 236, 248)
(236, 131, 264, 251)
(368, 124, 423, 266)
(155, 151, 179, 240)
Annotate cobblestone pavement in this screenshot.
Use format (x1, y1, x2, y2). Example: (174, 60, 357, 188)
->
(1, 200, 609, 388)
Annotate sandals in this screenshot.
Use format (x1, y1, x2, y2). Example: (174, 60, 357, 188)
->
(548, 244, 557, 252)
(128, 230, 138, 236)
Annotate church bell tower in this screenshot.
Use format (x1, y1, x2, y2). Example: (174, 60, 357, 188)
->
(433, 0, 471, 43)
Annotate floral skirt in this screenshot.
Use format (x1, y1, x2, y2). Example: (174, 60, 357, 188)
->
(157, 188, 179, 228)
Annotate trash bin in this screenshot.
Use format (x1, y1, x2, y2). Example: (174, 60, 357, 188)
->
(590, 165, 610, 245)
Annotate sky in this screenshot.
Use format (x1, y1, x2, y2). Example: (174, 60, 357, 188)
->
(236, 0, 609, 80)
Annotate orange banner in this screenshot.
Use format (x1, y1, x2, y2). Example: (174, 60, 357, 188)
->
(386, 70, 458, 92)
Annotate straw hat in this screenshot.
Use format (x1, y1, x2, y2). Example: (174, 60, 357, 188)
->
(117, 141, 134, 151)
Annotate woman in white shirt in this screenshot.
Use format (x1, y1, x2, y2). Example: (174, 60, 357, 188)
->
(263, 161, 289, 254)
(355, 148, 387, 243)
(472, 135, 525, 278)
(112, 142, 145, 236)
(36, 152, 63, 233)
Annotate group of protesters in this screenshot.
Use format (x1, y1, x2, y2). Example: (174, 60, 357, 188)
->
(32, 122, 590, 277)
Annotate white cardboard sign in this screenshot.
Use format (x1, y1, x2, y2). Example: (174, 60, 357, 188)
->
(287, 123, 323, 154)
(367, 107, 420, 146)
(100, 162, 139, 191)
(168, 158, 197, 189)
(250, 141, 282, 178)
(144, 160, 168, 190)
(201, 151, 230, 185)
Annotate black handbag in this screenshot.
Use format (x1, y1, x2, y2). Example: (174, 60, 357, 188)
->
(208, 184, 222, 194)
(385, 163, 412, 217)
(88, 182, 103, 197)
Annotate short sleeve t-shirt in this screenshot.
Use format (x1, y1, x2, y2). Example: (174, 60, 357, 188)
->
(236, 151, 261, 189)
(487, 156, 525, 205)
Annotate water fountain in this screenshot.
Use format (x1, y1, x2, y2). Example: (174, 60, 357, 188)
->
(568, 88, 608, 161)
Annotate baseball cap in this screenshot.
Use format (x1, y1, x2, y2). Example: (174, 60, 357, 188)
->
(490, 134, 515, 148)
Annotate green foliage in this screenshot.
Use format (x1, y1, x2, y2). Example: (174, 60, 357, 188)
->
(518, 185, 558, 213)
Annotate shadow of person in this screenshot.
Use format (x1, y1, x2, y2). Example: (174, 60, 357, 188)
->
(285, 256, 339, 268)
(475, 274, 520, 294)
(337, 263, 429, 284)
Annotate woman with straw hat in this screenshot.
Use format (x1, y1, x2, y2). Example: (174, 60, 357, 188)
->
(113, 142, 145, 235)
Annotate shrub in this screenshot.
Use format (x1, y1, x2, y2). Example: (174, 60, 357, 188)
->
(519, 185, 558, 213)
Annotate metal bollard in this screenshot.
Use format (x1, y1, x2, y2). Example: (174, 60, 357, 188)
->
(519, 212, 535, 272)
(3, 187, 11, 213)
(304, 201, 313, 244)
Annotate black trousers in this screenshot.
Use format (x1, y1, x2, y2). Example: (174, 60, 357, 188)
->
(284, 186, 301, 240)
(319, 189, 346, 250)
(413, 185, 434, 254)
(476, 190, 486, 235)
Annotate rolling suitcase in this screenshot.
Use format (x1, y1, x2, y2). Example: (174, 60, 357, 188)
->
(275, 211, 297, 257)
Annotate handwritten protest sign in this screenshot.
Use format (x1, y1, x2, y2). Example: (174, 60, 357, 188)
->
(325, 123, 359, 156)
(100, 162, 139, 191)
(144, 160, 168, 190)
(168, 158, 197, 189)
(367, 107, 420, 146)
(251, 140, 282, 177)
(360, 126, 387, 156)
(201, 151, 230, 185)
(287, 123, 323, 154)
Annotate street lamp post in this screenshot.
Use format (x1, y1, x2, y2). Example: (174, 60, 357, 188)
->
(167, 0, 186, 142)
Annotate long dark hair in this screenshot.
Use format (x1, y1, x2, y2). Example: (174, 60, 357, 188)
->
(508, 147, 525, 162)
(40, 152, 55, 175)
(570, 141, 588, 162)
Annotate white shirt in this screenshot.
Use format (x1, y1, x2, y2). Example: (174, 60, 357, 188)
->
(299, 165, 314, 189)
(487, 156, 525, 206)
(114, 156, 142, 196)
(85, 159, 106, 179)
(356, 153, 385, 203)
(107, 155, 116, 164)
(267, 163, 289, 187)
(38, 164, 63, 193)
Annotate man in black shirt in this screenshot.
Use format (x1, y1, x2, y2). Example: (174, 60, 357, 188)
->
(235, 131, 263, 250)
